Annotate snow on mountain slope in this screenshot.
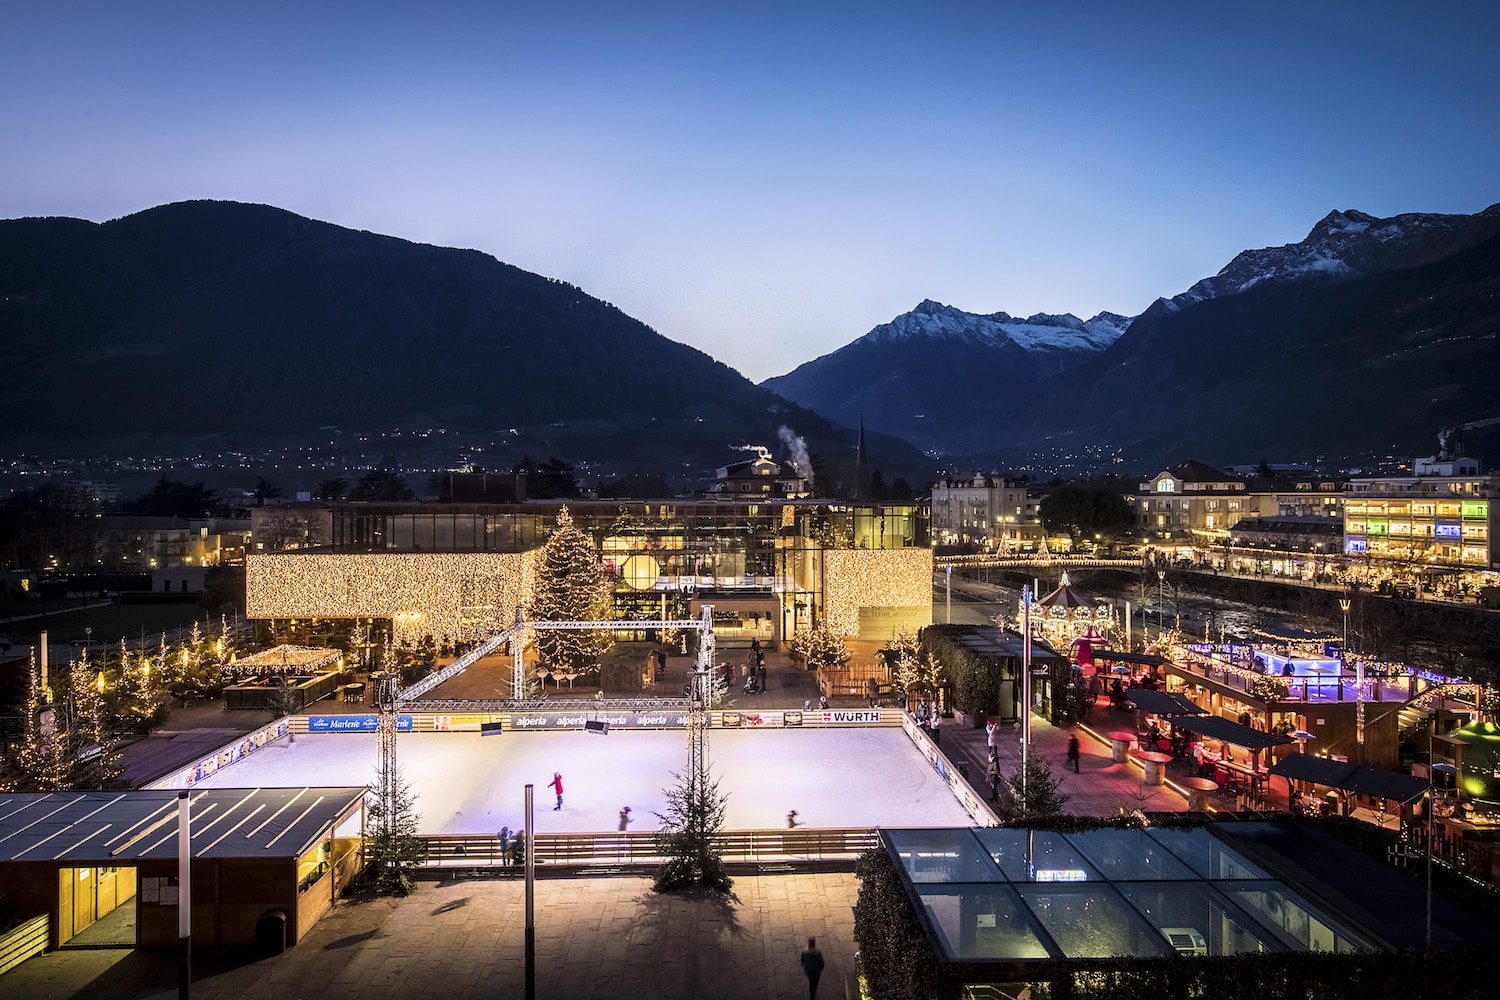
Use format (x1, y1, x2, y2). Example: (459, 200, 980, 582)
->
(1167, 208, 1481, 309)
(857, 299, 1130, 355)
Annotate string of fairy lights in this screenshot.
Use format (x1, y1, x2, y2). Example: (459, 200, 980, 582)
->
(822, 549, 933, 636)
(247, 551, 537, 646)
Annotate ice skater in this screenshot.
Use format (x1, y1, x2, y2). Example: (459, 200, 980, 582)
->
(548, 771, 564, 810)
(618, 806, 632, 831)
(787, 809, 800, 829)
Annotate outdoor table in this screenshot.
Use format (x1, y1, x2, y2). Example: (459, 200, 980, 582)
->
(1218, 760, 1267, 796)
(340, 683, 366, 703)
(1183, 776, 1218, 811)
(1108, 731, 1136, 763)
(1139, 750, 1173, 786)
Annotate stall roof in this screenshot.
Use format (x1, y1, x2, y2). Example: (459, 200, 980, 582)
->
(1269, 754, 1429, 804)
(929, 626, 1063, 661)
(1268, 753, 1357, 788)
(1169, 715, 1294, 751)
(1090, 650, 1169, 667)
(0, 787, 366, 864)
(1124, 689, 1207, 716)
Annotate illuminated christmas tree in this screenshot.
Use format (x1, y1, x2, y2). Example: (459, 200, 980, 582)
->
(529, 506, 611, 673)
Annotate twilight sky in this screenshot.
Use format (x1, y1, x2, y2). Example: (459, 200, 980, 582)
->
(4, 2, 1498, 383)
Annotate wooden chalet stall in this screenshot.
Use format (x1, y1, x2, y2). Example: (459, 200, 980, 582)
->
(0, 787, 364, 952)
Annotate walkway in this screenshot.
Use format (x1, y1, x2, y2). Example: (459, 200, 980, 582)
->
(1, 872, 860, 1000)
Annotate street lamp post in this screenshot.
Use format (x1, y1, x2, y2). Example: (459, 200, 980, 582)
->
(1020, 586, 1033, 804)
(1157, 570, 1165, 636)
(1339, 592, 1351, 665)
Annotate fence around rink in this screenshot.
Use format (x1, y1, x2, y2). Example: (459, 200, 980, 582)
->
(419, 827, 880, 871)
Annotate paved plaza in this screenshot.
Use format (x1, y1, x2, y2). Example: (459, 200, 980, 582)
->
(2, 872, 861, 1000)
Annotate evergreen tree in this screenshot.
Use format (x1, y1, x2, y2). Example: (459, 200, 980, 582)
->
(64, 657, 122, 789)
(790, 622, 849, 670)
(994, 757, 1069, 823)
(0, 654, 64, 791)
(653, 764, 733, 893)
(348, 468, 416, 501)
(365, 760, 424, 895)
(529, 506, 611, 673)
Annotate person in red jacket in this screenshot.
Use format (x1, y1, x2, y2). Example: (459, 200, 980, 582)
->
(548, 772, 564, 810)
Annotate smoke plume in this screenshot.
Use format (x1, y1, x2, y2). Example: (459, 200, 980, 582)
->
(778, 426, 813, 486)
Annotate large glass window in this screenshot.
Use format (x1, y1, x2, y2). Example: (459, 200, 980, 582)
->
(1118, 884, 1283, 956)
(1016, 884, 1171, 958)
(916, 885, 1053, 961)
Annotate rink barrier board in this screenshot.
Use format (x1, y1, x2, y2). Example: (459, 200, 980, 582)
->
(900, 713, 1000, 828)
(420, 828, 879, 869)
(287, 707, 901, 734)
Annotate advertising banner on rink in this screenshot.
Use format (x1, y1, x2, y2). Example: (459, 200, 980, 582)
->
(307, 715, 413, 733)
(507, 710, 693, 731)
(816, 709, 884, 725)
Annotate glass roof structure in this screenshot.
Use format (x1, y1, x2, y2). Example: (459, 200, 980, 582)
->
(884, 826, 1373, 966)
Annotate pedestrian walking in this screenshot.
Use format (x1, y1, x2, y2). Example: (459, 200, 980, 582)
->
(985, 752, 1001, 802)
(618, 806, 632, 831)
(548, 771, 564, 810)
(800, 937, 825, 999)
(986, 718, 998, 752)
(930, 708, 941, 745)
(512, 828, 527, 867)
(1067, 734, 1081, 773)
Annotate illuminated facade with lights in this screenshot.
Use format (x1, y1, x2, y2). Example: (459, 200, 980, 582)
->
(245, 500, 932, 645)
(930, 474, 1040, 551)
(1343, 454, 1498, 569)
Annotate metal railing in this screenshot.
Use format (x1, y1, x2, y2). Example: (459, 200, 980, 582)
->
(419, 828, 878, 870)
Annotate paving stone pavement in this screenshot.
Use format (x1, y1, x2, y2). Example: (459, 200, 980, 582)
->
(2, 872, 860, 1000)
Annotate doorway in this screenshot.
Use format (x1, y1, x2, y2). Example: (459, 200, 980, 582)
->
(58, 865, 138, 947)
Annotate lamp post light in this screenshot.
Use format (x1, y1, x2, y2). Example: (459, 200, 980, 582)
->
(1339, 592, 1351, 666)
(1157, 570, 1165, 637)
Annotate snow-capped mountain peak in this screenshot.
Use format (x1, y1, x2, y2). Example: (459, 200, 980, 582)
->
(1168, 207, 1483, 309)
(858, 300, 1131, 355)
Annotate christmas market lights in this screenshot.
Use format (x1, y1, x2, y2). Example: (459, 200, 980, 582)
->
(822, 548, 932, 636)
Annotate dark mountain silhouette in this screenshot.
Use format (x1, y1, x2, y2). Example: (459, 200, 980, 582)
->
(0, 201, 929, 485)
(763, 204, 1500, 467)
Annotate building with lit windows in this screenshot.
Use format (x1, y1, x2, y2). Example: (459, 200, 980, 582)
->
(930, 474, 1040, 551)
(1343, 452, 1498, 570)
(1137, 463, 1345, 547)
(245, 499, 932, 647)
(1137, 461, 1256, 540)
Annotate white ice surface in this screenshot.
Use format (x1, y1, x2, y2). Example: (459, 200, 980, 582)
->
(192, 728, 974, 835)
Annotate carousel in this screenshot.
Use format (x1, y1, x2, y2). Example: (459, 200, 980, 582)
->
(1018, 573, 1122, 723)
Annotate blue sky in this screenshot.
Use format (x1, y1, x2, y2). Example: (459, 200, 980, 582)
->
(4, 2, 1497, 383)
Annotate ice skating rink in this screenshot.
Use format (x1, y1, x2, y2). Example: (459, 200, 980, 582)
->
(191, 727, 973, 835)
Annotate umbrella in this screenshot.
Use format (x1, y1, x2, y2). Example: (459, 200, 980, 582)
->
(1291, 730, 1316, 740)
(1111, 664, 1132, 675)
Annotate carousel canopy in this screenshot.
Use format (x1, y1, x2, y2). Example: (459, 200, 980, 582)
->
(1036, 571, 1091, 609)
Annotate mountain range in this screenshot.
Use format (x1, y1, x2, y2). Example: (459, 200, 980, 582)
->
(3, 199, 1498, 486)
(0, 200, 926, 488)
(765, 204, 1500, 468)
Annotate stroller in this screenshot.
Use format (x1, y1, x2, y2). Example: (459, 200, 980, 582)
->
(743, 673, 760, 695)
